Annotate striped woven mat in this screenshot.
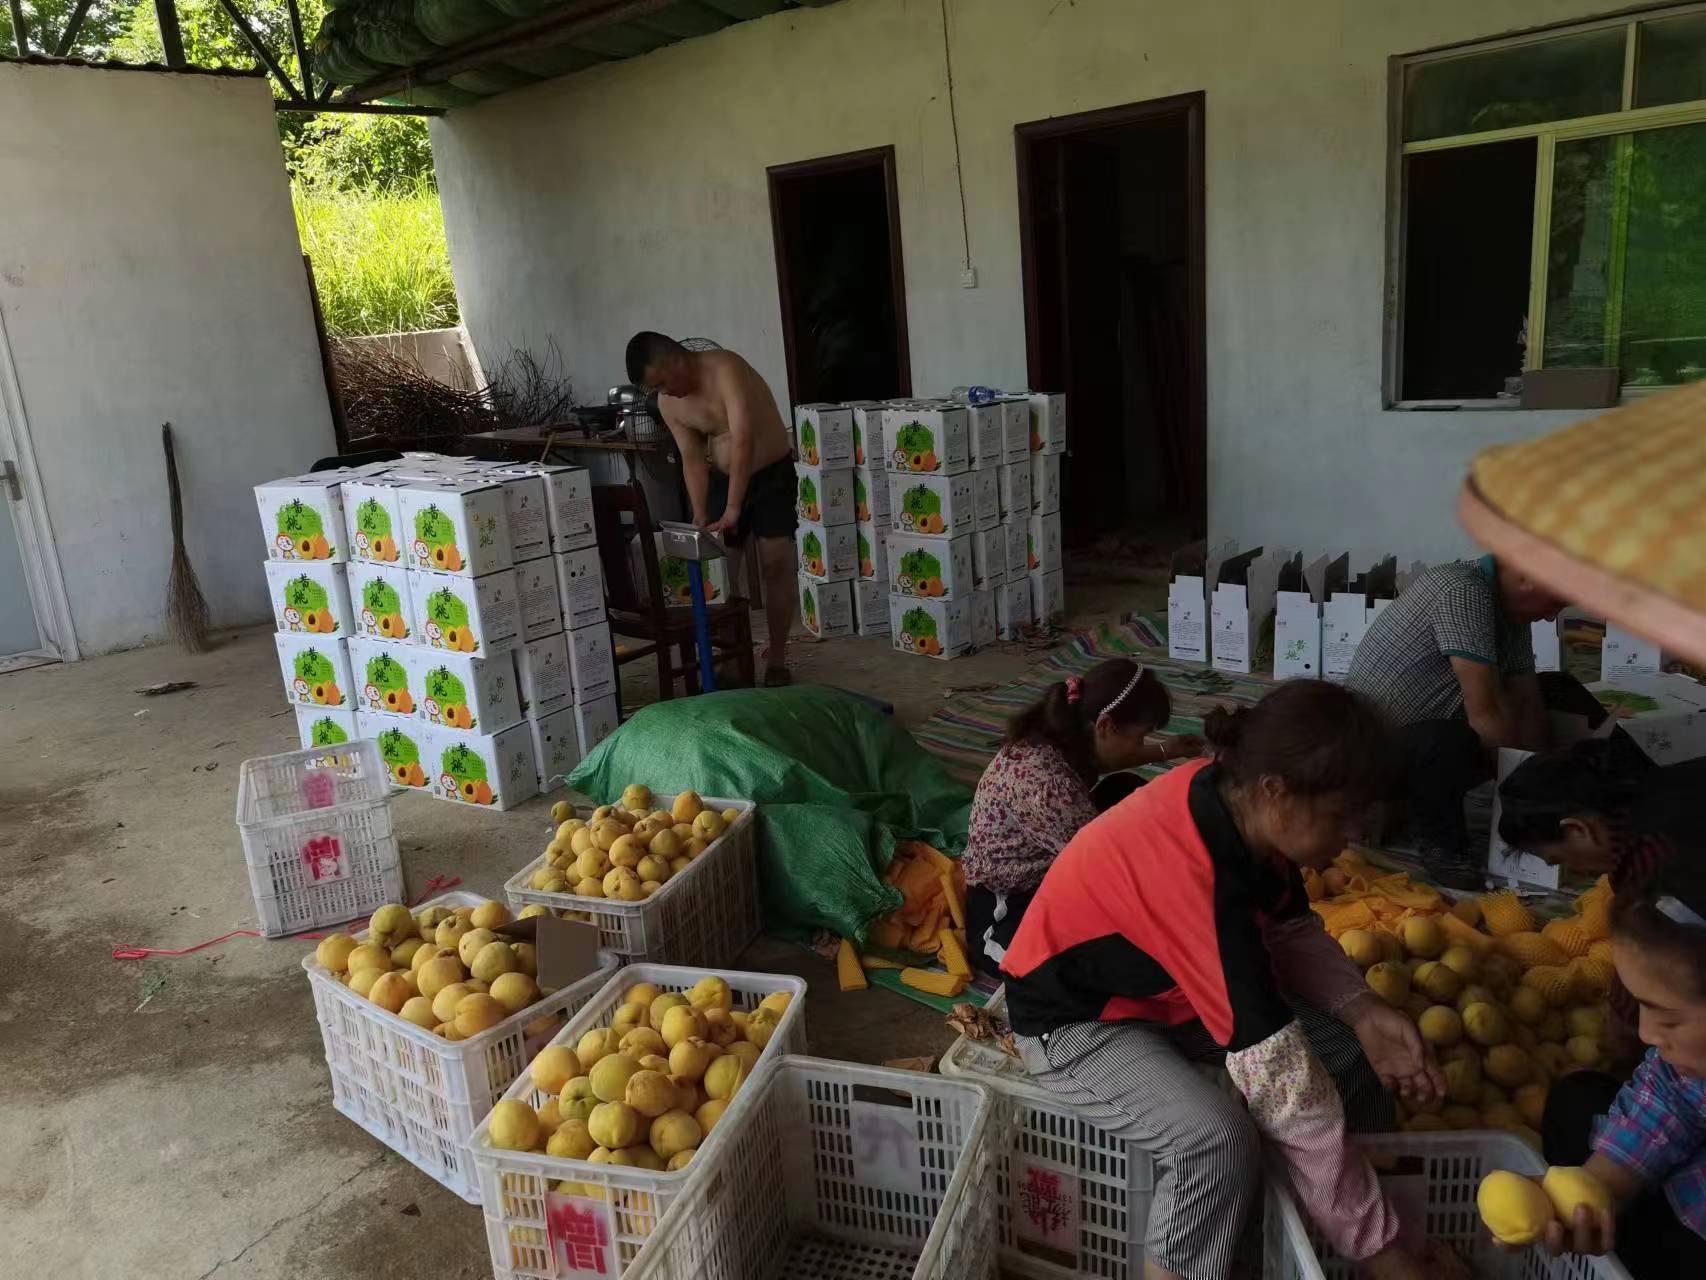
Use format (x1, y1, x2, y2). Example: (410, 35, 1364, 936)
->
(913, 613, 1276, 787)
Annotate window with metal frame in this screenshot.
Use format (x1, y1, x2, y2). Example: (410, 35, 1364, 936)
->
(1393, 7, 1706, 403)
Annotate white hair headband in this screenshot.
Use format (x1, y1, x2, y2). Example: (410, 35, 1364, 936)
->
(1098, 665, 1146, 717)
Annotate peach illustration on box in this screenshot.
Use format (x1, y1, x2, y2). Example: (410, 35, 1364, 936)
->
(360, 651, 414, 715)
(438, 742, 495, 805)
(280, 573, 340, 634)
(422, 586, 478, 652)
(897, 606, 943, 655)
(799, 530, 825, 578)
(423, 665, 476, 731)
(411, 504, 463, 572)
(359, 578, 409, 640)
(801, 584, 819, 635)
(896, 548, 945, 598)
(292, 647, 343, 707)
(797, 418, 820, 465)
(1027, 531, 1039, 571)
(797, 475, 822, 522)
(659, 554, 716, 605)
(898, 485, 947, 535)
(854, 474, 874, 522)
(377, 726, 427, 789)
(891, 422, 939, 473)
(275, 500, 333, 561)
(353, 496, 399, 562)
(857, 530, 875, 579)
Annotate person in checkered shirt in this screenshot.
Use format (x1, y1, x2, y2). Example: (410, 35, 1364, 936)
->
(1344, 555, 1582, 881)
(1528, 859, 1706, 1277)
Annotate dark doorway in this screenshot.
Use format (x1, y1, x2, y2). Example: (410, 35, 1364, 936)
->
(768, 146, 911, 406)
(1017, 94, 1206, 548)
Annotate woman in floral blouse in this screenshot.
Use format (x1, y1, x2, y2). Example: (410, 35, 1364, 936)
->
(963, 658, 1200, 973)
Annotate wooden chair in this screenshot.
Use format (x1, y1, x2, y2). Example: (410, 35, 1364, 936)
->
(591, 481, 756, 702)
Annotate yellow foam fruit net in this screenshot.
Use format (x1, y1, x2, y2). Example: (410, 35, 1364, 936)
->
(1587, 938, 1613, 963)
(1578, 899, 1612, 940)
(1521, 964, 1578, 1008)
(1480, 891, 1537, 937)
(1542, 918, 1594, 957)
(1500, 931, 1571, 970)
(1570, 955, 1615, 1000)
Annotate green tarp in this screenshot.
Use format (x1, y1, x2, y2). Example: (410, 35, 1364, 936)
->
(567, 686, 973, 943)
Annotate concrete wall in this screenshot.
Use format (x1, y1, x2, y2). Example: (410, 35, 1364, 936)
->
(338, 326, 476, 388)
(0, 63, 336, 655)
(433, 0, 1620, 566)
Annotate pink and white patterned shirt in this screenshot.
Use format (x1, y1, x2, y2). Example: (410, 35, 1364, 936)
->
(962, 740, 1099, 892)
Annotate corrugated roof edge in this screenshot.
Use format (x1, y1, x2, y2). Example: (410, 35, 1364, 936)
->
(0, 54, 266, 80)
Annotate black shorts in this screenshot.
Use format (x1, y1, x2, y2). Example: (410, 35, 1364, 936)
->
(709, 455, 798, 546)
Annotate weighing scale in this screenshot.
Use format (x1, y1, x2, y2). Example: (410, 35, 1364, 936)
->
(658, 522, 728, 692)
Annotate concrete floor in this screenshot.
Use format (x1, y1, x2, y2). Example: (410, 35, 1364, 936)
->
(0, 566, 1162, 1279)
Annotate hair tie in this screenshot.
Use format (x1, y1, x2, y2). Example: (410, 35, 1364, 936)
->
(1065, 677, 1083, 705)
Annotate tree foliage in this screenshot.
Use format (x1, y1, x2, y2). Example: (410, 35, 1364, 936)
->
(3, 0, 129, 58)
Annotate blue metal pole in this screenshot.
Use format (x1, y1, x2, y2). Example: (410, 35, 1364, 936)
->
(687, 561, 717, 693)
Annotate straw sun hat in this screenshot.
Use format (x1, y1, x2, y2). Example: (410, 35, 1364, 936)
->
(1457, 380, 1706, 666)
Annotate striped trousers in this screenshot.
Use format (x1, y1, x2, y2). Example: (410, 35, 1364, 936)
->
(1014, 1002, 1391, 1280)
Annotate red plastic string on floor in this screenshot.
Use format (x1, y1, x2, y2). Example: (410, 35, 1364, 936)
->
(109, 874, 461, 961)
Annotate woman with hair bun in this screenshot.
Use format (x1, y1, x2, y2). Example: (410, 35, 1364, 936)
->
(1002, 680, 1448, 1280)
(961, 659, 1199, 974)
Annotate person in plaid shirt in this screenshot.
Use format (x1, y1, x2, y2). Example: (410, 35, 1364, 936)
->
(1532, 858, 1706, 1277)
(1343, 555, 1574, 883)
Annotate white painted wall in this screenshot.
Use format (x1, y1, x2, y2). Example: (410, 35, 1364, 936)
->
(433, 0, 1623, 567)
(0, 64, 335, 655)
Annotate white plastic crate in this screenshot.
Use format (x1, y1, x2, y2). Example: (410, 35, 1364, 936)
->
(503, 797, 759, 965)
(1264, 1132, 1632, 1280)
(237, 738, 403, 936)
(471, 963, 808, 1278)
(302, 890, 619, 1204)
(627, 1055, 996, 1280)
(939, 987, 1155, 1277)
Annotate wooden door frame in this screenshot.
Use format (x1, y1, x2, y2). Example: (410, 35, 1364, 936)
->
(766, 145, 913, 406)
(1014, 91, 1206, 500)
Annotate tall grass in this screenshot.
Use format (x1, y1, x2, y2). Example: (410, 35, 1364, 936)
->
(294, 184, 460, 338)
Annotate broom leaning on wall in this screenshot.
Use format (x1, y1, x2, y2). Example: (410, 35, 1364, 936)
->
(162, 422, 211, 653)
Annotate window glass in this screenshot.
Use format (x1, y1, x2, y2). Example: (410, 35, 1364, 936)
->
(1622, 122, 1706, 384)
(1545, 123, 1706, 384)
(1404, 29, 1626, 141)
(1545, 134, 1618, 369)
(1635, 13, 1706, 108)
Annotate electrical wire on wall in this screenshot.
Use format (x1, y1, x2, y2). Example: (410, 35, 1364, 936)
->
(939, 0, 974, 283)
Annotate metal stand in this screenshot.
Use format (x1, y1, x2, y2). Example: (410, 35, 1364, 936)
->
(686, 562, 717, 693)
(659, 523, 727, 695)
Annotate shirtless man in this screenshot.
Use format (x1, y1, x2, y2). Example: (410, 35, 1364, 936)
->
(626, 331, 798, 686)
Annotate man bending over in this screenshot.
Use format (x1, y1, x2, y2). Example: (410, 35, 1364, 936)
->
(627, 331, 798, 686)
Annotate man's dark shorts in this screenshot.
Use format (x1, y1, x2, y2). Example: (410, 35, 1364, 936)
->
(709, 455, 798, 547)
